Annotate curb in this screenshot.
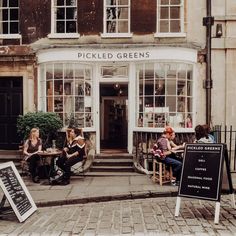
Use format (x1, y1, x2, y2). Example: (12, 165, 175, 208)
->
(36, 190, 178, 208)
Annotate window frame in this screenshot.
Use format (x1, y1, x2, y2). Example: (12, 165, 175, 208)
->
(101, 0, 133, 38)
(136, 62, 194, 130)
(39, 62, 94, 129)
(48, 0, 80, 39)
(0, 0, 21, 39)
(155, 0, 186, 38)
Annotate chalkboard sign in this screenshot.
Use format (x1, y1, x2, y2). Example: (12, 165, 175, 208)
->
(0, 161, 37, 222)
(179, 143, 224, 201)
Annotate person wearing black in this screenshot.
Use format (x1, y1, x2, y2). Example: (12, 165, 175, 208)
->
(56, 128, 85, 185)
(23, 128, 42, 183)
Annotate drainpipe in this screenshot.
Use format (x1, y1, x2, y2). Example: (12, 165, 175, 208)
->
(203, 0, 214, 126)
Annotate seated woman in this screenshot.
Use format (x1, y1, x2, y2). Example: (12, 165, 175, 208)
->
(23, 127, 42, 183)
(156, 126, 183, 186)
(55, 127, 85, 185)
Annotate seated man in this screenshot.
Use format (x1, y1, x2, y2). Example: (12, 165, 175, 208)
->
(156, 126, 183, 186)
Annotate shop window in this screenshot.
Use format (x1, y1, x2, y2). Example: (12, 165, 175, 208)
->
(0, 0, 20, 38)
(136, 63, 193, 129)
(102, 0, 132, 38)
(39, 63, 93, 128)
(155, 0, 186, 37)
(49, 0, 79, 38)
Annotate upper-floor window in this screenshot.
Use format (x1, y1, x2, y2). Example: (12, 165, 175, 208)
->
(156, 0, 185, 37)
(102, 0, 132, 38)
(0, 0, 19, 37)
(49, 0, 79, 38)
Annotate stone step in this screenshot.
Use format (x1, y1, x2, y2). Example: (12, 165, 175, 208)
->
(90, 166, 134, 172)
(93, 159, 133, 166)
(83, 171, 141, 177)
(95, 154, 133, 160)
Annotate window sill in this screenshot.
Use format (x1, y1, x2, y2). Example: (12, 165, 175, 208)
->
(101, 33, 133, 38)
(0, 34, 21, 39)
(47, 33, 80, 39)
(154, 32, 186, 38)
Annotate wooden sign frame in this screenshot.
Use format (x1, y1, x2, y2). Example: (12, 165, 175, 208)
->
(0, 161, 37, 222)
(175, 143, 235, 224)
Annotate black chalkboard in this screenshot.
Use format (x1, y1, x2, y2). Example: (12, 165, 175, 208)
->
(0, 162, 37, 222)
(179, 143, 225, 201)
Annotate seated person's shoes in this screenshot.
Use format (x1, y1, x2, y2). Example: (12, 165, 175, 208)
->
(32, 176, 40, 183)
(171, 180, 180, 186)
(59, 179, 70, 185)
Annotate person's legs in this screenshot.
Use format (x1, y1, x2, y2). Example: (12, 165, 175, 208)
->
(27, 154, 40, 183)
(164, 156, 182, 182)
(63, 156, 83, 183)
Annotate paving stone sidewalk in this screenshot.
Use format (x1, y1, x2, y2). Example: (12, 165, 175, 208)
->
(1, 196, 236, 235)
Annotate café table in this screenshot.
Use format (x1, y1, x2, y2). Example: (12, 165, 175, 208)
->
(38, 150, 62, 181)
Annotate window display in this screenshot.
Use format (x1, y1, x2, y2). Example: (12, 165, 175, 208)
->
(40, 63, 93, 128)
(136, 62, 193, 129)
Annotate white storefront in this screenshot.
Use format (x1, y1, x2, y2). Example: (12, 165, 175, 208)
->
(37, 46, 198, 154)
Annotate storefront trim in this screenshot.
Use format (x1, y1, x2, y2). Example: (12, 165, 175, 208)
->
(37, 47, 197, 64)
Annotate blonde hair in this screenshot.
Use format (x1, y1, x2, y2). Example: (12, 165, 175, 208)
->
(29, 128, 39, 139)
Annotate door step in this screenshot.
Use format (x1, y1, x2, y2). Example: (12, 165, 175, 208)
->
(88, 153, 135, 176)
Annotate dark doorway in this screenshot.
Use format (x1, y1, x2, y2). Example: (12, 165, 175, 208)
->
(100, 84, 128, 150)
(0, 77, 23, 150)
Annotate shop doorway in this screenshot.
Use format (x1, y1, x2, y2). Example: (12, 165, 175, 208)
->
(0, 77, 23, 150)
(100, 84, 128, 150)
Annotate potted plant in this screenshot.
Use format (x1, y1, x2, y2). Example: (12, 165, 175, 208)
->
(17, 111, 63, 148)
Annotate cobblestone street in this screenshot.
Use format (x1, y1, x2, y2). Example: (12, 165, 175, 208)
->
(1, 195, 236, 236)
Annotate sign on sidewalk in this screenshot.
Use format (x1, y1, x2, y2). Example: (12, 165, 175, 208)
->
(175, 143, 235, 224)
(0, 161, 37, 222)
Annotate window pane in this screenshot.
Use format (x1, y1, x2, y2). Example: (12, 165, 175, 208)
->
(2, 9, 8, 21)
(107, 21, 116, 33)
(56, 0, 64, 6)
(118, 21, 128, 33)
(160, 7, 169, 19)
(118, 0, 128, 5)
(57, 21, 65, 33)
(161, 0, 169, 5)
(10, 9, 18, 20)
(66, 21, 76, 33)
(57, 8, 65, 19)
(10, 22, 18, 33)
(171, 0, 180, 4)
(54, 64, 63, 79)
(107, 7, 117, 19)
(160, 20, 169, 32)
(66, 0, 76, 6)
(9, 0, 18, 7)
(118, 7, 128, 19)
(177, 97, 185, 112)
(2, 0, 8, 7)
(64, 82, 73, 95)
(170, 20, 180, 32)
(66, 8, 76, 19)
(3, 22, 8, 33)
(177, 80, 186, 95)
(106, 0, 117, 5)
(170, 7, 180, 19)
